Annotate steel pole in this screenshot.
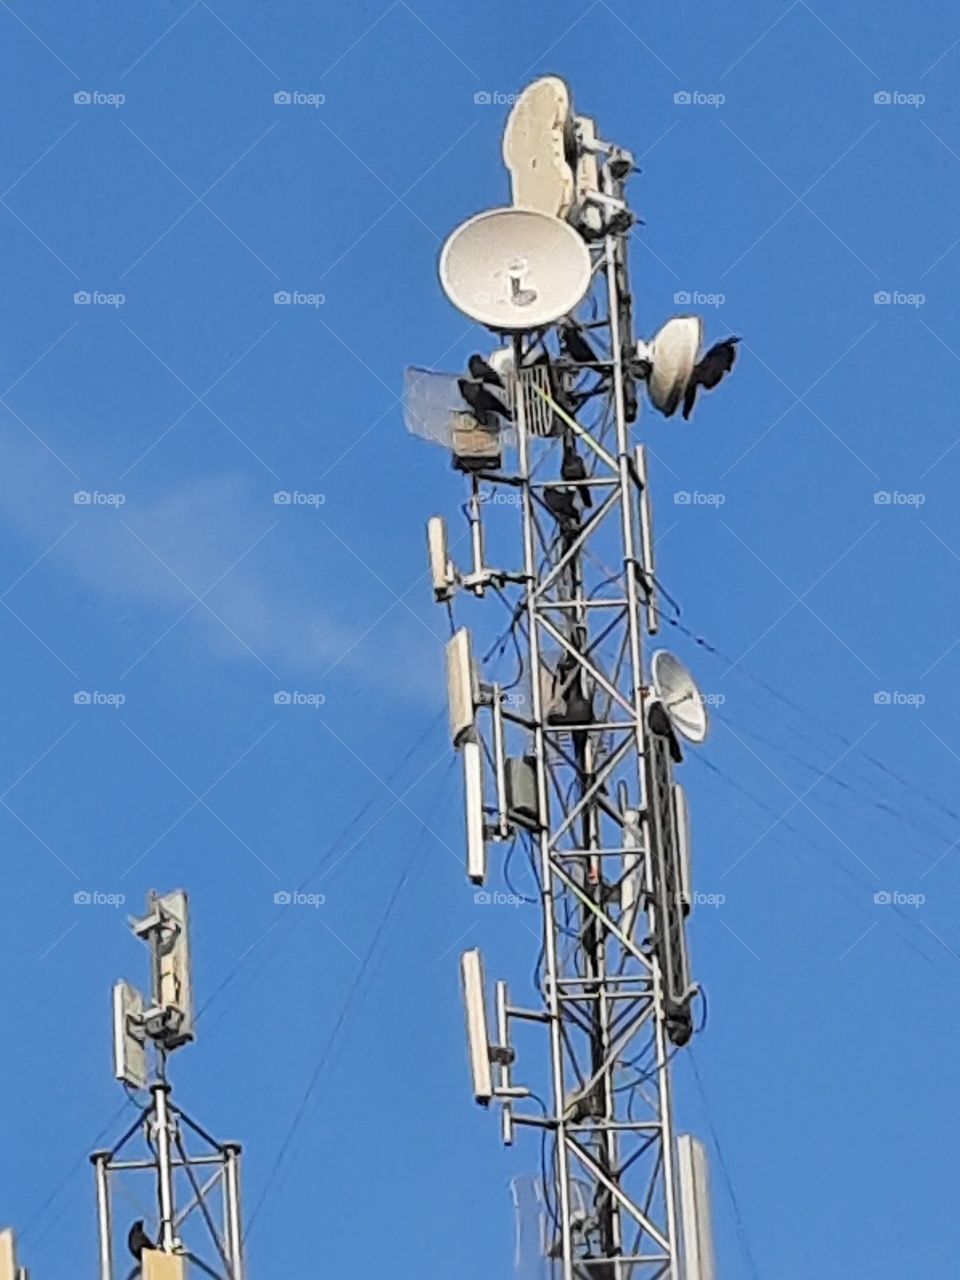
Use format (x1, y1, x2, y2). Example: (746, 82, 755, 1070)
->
(92, 1151, 113, 1280)
(152, 1084, 177, 1251)
(224, 1143, 244, 1280)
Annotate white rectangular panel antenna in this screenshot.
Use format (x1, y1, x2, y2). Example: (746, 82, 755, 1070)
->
(113, 980, 149, 1090)
(156, 889, 194, 1047)
(635, 445, 658, 634)
(0, 1230, 16, 1280)
(446, 627, 478, 747)
(460, 947, 493, 1105)
(673, 783, 692, 913)
(678, 1134, 717, 1280)
(620, 806, 643, 938)
(427, 516, 454, 602)
(574, 116, 603, 234)
(463, 739, 487, 885)
(495, 979, 514, 1145)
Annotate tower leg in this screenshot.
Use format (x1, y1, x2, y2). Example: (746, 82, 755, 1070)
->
(152, 1084, 177, 1252)
(93, 1150, 114, 1280)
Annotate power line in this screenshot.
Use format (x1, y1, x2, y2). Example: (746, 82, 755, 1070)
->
(688, 1050, 762, 1280)
(243, 768, 454, 1241)
(197, 710, 447, 1027)
(658, 592, 960, 838)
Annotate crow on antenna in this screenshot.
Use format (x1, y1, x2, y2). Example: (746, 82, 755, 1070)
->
(682, 337, 740, 420)
(558, 319, 598, 367)
(467, 353, 504, 387)
(127, 1220, 154, 1263)
(458, 377, 513, 424)
(543, 485, 580, 535)
(561, 437, 593, 507)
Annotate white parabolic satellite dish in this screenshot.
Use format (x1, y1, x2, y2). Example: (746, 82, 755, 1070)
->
(647, 315, 703, 416)
(650, 649, 709, 744)
(439, 207, 592, 332)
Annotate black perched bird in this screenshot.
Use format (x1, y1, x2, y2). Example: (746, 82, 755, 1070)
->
(609, 154, 638, 181)
(648, 701, 683, 763)
(128, 1220, 154, 1262)
(467, 353, 504, 387)
(559, 320, 598, 367)
(682, 337, 740, 420)
(458, 377, 512, 424)
(549, 654, 594, 728)
(543, 485, 580, 534)
(561, 439, 593, 507)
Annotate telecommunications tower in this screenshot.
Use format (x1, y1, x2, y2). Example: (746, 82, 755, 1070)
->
(405, 78, 737, 1280)
(91, 890, 245, 1280)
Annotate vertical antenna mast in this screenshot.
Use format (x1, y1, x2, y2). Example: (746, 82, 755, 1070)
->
(408, 78, 725, 1280)
(92, 889, 245, 1280)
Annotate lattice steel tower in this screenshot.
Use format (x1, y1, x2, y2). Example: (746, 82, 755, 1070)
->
(406, 77, 725, 1280)
(92, 890, 245, 1280)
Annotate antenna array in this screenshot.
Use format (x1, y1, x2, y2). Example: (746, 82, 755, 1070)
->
(91, 890, 245, 1280)
(406, 77, 729, 1280)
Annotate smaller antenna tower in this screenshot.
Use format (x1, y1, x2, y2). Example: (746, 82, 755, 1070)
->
(91, 889, 245, 1280)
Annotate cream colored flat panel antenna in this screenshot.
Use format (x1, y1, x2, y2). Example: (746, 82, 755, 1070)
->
(0, 1230, 16, 1280)
(673, 783, 693, 912)
(143, 1249, 187, 1280)
(678, 1134, 716, 1280)
(156, 889, 193, 1047)
(635, 444, 659, 634)
(439, 208, 592, 332)
(446, 627, 478, 746)
(463, 738, 487, 884)
(113, 979, 149, 1089)
(427, 516, 454, 602)
(460, 947, 494, 1104)
(574, 116, 603, 234)
(620, 806, 643, 939)
(502, 76, 575, 217)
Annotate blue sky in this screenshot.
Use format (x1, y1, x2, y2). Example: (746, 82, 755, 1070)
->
(1, 1, 960, 1277)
